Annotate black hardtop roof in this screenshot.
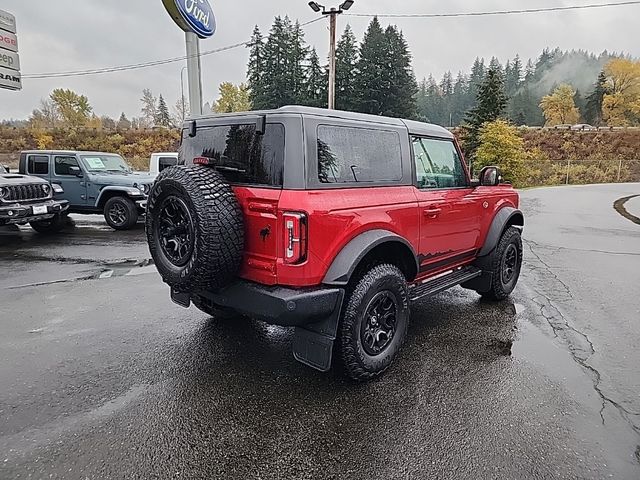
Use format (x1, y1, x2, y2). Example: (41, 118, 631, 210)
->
(191, 105, 454, 139)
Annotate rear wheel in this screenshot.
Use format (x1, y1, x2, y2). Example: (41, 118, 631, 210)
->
(104, 196, 138, 230)
(337, 264, 410, 381)
(30, 213, 68, 234)
(479, 226, 523, 301)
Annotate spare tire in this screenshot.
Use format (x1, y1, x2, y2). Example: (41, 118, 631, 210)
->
(146, 165, 244, 292)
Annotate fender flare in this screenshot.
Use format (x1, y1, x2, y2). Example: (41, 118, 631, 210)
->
(478, 207, 524, 257)
(95, 186, 144, 208)
(323, 229, 418, 286)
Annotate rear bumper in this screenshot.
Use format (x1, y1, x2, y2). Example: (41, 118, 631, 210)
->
(174, 281, 344, 327)
(0, 199, 69, 224)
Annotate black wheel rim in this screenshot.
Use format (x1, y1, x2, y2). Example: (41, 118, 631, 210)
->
(107, 201, 128, 227)
(156, 196, 194, 267)
(361, 291, 398, 356)
(501, 244, 519, 285)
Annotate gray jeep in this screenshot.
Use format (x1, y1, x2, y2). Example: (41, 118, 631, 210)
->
(0, 164, 70, 233)
(19, 151, 155, 230)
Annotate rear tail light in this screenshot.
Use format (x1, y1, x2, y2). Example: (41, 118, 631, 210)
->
(193, 156, 213, 166)
(283, 212, 307, 264)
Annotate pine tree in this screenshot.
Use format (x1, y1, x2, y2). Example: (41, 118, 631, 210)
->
(247, 26, 267, 110)
(335, 25, 358, 111)
(464, 67, 508, 160)
(584, 71, 607, 126)
(140, 89, 157, 127)
(156, 94, 171, 127)
(303, 48, 327, 108)
(354, 17, 387, 114)
(451, 72, 469, 126)
(381, 25, 417, 118)
(468, 57, 486, 110)
(290, 20, 310, 103)
(117, 112, 131, 130)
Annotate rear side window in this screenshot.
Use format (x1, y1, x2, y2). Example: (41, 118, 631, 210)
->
(181, 124, 285, 187)
(317, 125, 402, 184)
(159, 157, 177, 172)
(28, 155, 49, 175)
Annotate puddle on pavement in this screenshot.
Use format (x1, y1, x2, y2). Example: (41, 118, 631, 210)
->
(95, 258, 156, 279)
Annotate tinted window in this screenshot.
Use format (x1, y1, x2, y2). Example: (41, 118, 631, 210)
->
(159, 157, 177, 172)
(180, 124, 285, 187)
(28, 155, 49, 175)
(317, 126, 402, 184)
(412, 138, 467, 189)
(54, 156, 80, 175)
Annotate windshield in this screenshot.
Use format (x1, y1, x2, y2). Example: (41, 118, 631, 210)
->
(80, 155, 132, 173)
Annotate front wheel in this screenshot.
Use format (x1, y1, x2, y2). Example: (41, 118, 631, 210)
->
(104, 196, 138, 230)
(337, 264, 410, 382)
(30, 213, 68, 234)
(479, 226, 523, 301)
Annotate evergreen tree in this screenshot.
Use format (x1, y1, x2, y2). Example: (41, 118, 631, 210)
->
(140, 89, 157, 127)
(247, 26, 267, 110)
(573, 89, 586, 122)
(464, 67, 508, 160)
(382, 25, 417, 118)
(117, 113, 131, 130)
(259, 16, 309, 109)
(451, 72, 470, 126)
(156, 94, 171, 127)
(354, 17, 387, 115)
(303, 48, 327, 108)
(584, 71, 607, 126)
(335, 25, 359, 111)
(417, 75, 446, 124)
(505, 55, 522, 96)
(467, 57, 486, 110)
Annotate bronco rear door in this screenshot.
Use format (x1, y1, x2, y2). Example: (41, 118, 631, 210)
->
(180, 119, 286, 285)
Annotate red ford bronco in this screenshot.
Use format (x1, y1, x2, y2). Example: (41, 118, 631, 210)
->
(146, 106, 523, 381)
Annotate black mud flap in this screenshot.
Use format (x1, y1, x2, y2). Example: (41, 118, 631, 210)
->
(292, 291, 344, 372)
(171, 288, 191, 308)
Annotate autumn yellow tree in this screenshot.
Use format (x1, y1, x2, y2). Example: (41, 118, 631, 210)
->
(212, 83, 252, 113)
(540, 84, 580, 126)
(602, 58, 640, 126)
(475, 120, 527, 187)
(50, 89, 92, 128)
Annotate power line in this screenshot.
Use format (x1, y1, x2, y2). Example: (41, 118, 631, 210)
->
(344, 1, 640, 18)
(22, 16, 326, 80)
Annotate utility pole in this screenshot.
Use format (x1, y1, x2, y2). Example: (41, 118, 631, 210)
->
(308, 1, 355, 110)
(185, 32, 203, 116)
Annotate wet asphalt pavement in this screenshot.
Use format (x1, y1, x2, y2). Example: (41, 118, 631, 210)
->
(1, 184, 640, 479)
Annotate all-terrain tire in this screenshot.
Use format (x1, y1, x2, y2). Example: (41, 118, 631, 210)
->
(146, 165, 244, 292)
(29, 213, 68, 234)
(337, 264, 410, 382)
(104, 196, 139, 230)
(479, 226, 523, 301)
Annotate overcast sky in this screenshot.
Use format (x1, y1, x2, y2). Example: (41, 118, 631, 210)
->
(1, 0, 638, 120)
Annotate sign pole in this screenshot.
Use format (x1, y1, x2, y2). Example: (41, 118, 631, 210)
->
(185, 32, 203, 116)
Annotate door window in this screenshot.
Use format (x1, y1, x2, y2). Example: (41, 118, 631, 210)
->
(412, 138, 467, 189)
(27, 155, 49, 175)
(54, 156, 80, 175)
(158, 157, 177, 172)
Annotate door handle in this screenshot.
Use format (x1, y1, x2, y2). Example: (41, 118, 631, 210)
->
(424, 208, 442, 218)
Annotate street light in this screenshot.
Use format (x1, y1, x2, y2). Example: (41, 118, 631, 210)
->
(308, 0, 356, 109)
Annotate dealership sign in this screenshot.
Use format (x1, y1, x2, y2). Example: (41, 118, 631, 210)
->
(0, 9, 20, 90)
(162, 0, 216, 39)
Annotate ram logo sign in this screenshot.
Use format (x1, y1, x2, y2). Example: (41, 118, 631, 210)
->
(162, 0, 216, 39)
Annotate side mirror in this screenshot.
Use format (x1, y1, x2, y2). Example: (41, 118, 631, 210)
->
(69, 166, 82, 177)
(478, 166, 502, 187)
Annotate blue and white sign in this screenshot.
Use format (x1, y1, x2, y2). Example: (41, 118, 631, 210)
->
(162, 0, 216, 39)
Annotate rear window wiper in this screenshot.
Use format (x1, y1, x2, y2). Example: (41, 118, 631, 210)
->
(215, 166, 247, 174)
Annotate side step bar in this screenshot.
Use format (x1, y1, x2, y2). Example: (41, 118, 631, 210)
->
(409, 266, 482, 302)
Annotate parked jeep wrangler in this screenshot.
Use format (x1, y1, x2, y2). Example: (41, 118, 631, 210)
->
(146, 106, 524, 380)
(19, 151, 155, 230)
(1, 164, 69, 232)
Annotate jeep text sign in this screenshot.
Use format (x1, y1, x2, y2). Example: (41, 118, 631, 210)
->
(0, 50, 19, 71)
(0, 66, 21, 90)
(0, 9, 16, 34)
(162, 0, 216, 39)
(0, 30, 18, 53)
